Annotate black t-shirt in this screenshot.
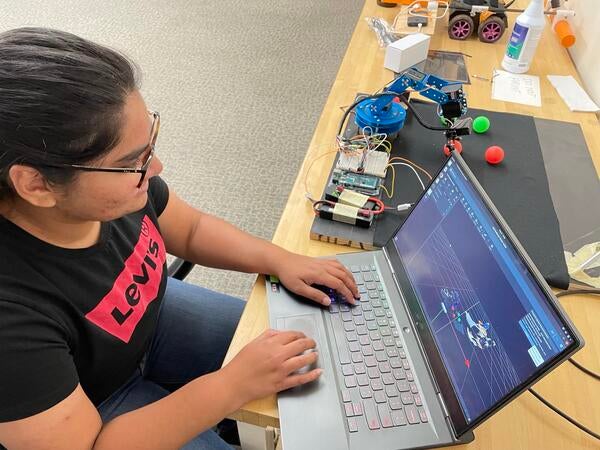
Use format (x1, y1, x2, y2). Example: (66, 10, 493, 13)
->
(0, 177, 170, 422)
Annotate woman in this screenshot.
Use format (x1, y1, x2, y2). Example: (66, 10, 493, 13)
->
(0, 27, 358, 449)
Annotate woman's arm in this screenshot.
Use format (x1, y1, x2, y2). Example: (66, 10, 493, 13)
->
(0, 330, 318, 450)
(158, 188, 359, 305)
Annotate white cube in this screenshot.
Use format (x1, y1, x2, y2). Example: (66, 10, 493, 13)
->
(384, 33, 431, 73)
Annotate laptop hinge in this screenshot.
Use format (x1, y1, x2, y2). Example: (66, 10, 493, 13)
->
(437, 392, 450, 418)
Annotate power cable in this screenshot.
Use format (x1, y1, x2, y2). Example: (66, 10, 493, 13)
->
(555, 289, 600, 380)
(527, 288, 600, 441)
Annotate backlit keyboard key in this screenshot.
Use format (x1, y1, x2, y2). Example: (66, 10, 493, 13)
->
(389, 397, 402, 410)
(354, 363, 366, 374)
(345, 376, 357, 388)
(348, 417, 359, 432)
(357, 374, 369, 386)
(401, 392, 413, 405)
(382, 373, 395, 385)
(374, 391, 387, 404)
(397, 380, 410, 392)
(351, 352, 363, 363)
(364, 356, 377, 367)
(344, 403, 354, 417)
(414, 394, 423, 406)
(367, 367, 379, 379)
(364, 400, 380, 430)
(391, 409, 407, 426)
(389, 358, 402, 369)
(371, 379, 384, 391)
(356, 325, 368, 335)
(377, 404, 393, 428)
(405, 405, 420, 424)
(344, 321, 356, 332)
(378, 362, 391, 373)
(341, 389, 351, 403)
(385, 385, 398, 397)
(360, 387, 373, 399)
(361, 345, 374, 356)
(392, 368, 406, 380)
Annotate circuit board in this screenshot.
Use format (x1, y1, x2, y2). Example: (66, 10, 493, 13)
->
(332, 169, 381, 196)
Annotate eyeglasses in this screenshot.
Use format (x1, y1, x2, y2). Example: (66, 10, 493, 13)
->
(37, 111, 160, 188)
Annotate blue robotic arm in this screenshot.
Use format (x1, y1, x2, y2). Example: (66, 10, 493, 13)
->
(354, 67, 468, 136)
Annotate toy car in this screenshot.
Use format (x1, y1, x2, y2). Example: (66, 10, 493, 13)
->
(448, 0, 509, 43)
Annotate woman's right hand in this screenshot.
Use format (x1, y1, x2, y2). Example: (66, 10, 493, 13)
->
(220, 329, 321, 407)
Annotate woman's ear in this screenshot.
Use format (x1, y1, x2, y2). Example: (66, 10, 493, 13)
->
(8, 165, 58, 208)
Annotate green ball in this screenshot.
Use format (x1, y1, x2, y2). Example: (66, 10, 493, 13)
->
(473, 116, 490, 134)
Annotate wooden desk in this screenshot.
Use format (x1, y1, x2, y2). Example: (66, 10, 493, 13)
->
(223, 1, 600, 448)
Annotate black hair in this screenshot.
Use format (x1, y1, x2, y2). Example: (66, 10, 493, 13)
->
(0, 27, 140, 201)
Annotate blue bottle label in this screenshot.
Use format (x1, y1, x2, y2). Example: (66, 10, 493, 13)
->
(506, 23, 529, 60)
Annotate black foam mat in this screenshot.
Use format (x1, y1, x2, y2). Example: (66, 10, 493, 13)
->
(371, 101, 569, 289)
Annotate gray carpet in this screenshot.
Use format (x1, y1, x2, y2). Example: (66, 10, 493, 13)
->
(2, 0, 364, 299)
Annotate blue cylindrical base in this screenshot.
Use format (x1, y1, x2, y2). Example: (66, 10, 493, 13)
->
(354, 99, 406, 135)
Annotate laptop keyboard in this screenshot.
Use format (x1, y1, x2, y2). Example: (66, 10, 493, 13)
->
(324, 264, 428, 432)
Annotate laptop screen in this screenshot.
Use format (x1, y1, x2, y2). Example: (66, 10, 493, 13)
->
(392, 156, 576, 429)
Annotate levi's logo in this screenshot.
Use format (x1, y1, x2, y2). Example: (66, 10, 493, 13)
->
(85, 215, 166, 343)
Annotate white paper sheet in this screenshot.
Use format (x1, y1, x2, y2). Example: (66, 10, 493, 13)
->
(547, 75, 600, 112)
(491, 69, 541, 107)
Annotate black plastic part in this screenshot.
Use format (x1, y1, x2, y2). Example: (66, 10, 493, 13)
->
(167, 257, 195, 280)
(407, 16, 429, 27)
(441, 101, 463, 119)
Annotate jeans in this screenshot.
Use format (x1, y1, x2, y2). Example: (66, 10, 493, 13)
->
(97, 277, 246, 450)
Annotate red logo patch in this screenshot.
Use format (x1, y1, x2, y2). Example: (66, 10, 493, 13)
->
(85, 215, 166, 343)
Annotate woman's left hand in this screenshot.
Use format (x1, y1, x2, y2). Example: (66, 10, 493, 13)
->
(273, 252, 359, 306)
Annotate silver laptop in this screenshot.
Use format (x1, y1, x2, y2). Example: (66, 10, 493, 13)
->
(267, 152, 584, 450)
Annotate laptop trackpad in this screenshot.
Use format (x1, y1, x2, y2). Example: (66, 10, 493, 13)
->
(275, 314, 349, 450)
(276, 314, 321, 374)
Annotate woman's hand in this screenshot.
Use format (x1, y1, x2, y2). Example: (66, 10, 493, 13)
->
(220, 329, 321, 406)
(273, 252, 359, 306)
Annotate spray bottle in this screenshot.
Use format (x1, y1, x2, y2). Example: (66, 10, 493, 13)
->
(502, 0, 546, 73)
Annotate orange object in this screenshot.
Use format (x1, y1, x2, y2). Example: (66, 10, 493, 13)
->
(480, 10, 494, 23)
(553, 19, 576, 48)
(544, 0, 576, 48)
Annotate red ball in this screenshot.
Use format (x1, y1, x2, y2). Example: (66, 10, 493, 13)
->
(443, 140, 463, 157)
(485, 145, 505, 164)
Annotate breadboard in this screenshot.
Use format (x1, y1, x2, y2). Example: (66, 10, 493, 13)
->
(335, 150, 389, 178)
